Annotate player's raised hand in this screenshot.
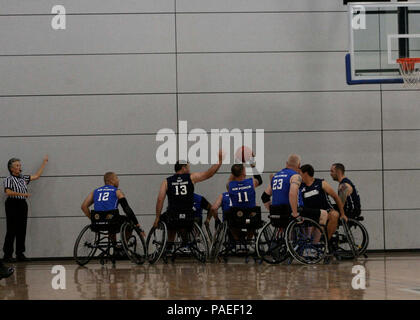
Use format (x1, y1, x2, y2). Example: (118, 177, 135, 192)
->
(218, 149, 225, 163)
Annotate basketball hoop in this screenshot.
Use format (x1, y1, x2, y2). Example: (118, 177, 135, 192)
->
(396, 57, 420, 88)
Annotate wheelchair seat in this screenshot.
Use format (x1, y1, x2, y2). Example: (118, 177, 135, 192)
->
(269, 205, 292, 228)
(90, 209, 122, 233)
(226, 206, 263, 230)
(163, 209, 195, 230)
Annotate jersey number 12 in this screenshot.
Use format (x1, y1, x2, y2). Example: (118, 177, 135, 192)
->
(97, 192, 109, 202)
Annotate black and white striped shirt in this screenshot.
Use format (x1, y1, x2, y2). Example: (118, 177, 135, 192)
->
(3, 174, 31, 199)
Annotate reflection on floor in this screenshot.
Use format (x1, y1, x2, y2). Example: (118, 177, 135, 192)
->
(0, 253, 419, 300)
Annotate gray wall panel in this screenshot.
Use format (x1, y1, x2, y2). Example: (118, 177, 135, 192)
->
(177, 0, 345, 12)
(385, 210, 420, 249)
(263, 132, 382, 172)
(0, 136, 171, 176)
(0, 15, 175, 55)
(361, 211, 384, 250)
(0, 1, 174, 14)
(0, 95, 177, 136)
(384, 171, 420, 210)
(383, 131, 420, 169)
(383, 91, 420, 130)
(178, 53, 379, 92)
(178, 92, 381, 131)
(177, 13, 348, 52)
(175, 131, 381, 174)
(0, 55, 176, 95)
(19, 217, 86, 258)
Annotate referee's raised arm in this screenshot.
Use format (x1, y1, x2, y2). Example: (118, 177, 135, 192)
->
(30, 155, 48, 181)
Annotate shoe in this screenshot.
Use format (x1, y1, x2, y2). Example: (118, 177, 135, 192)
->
(16, 254, 31, 262)
(3, 256, 16, 263)
(0, 265, 14, 279)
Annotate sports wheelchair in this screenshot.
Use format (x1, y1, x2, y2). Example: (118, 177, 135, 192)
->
(74, 210, 147, 266)
(256, 206, 329, 265)
(209, 206, 264, 263)
(146, 210, 209, 264)
(331, 215, 369, 260)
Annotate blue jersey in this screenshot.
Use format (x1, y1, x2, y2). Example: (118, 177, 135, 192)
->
(228, 178, 256, 208)
(193, 193, 203, 218)
(221, 192, 232, 214)
(93, 185, 119, 212)
(271, 168, 300, 206)
(220, 192, 233, 222)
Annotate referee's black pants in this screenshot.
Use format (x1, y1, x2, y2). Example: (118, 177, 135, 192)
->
(3, 198, 28, 257)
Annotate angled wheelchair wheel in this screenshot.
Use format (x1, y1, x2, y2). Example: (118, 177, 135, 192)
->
(335, 218, 369, 260)
(210, 221, 227, 261)
(285, 218, 328, 265)
(256, 222, 289, 264)
(121, 223, 147, 265)
(146, 221, 167, 264)
(204, 222, 213, 244)
(189, 223, 209, 263)
(74, 225, 98, 266)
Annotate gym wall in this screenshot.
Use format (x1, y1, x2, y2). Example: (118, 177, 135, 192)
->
(0, 0, 418, 257)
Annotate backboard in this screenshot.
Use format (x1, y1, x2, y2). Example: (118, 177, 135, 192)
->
(346, 1, 420, 84)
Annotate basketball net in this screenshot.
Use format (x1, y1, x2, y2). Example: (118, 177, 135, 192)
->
(397, 58, 420, 88)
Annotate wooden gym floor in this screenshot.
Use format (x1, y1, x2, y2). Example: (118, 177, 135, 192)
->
(0, 252, 419, 300)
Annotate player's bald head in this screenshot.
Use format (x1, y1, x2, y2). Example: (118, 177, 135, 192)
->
(104, 172, 117, 185)
(286, 154, 301, 169)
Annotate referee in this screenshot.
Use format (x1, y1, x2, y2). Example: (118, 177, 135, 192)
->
(3, 155, 48, 262)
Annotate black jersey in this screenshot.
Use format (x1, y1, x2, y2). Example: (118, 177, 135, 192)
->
(340, 177, 361, 213)
(166, 173, 194, 213)
(300, 178, 333, 210)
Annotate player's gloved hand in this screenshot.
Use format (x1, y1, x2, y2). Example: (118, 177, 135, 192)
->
(295, 215, 304, 224)
(340, 215, 348, 223)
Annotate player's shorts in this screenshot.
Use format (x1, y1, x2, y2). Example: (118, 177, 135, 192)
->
(160, 211, 195, 230)
(299, 207, 322, 221)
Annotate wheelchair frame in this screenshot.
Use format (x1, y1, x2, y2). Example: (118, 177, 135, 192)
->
(332, 216, 369, 260)
(146, 219, 209, 264)
(73, 213, 147, 266)
(209, 207, 264, 263)
(256, 210, 329, 265)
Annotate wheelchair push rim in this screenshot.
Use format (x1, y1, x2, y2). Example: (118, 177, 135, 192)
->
(256, 222, 289, 264)
(188, 222, 209, 263)
(121, 223, 147, 265)
(146, 221, 167, 264)
(335, 218, 369, 259)
(74, 224, 99, 266)
(285, 217, 328, 265)
(209, 221, 227, 262)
